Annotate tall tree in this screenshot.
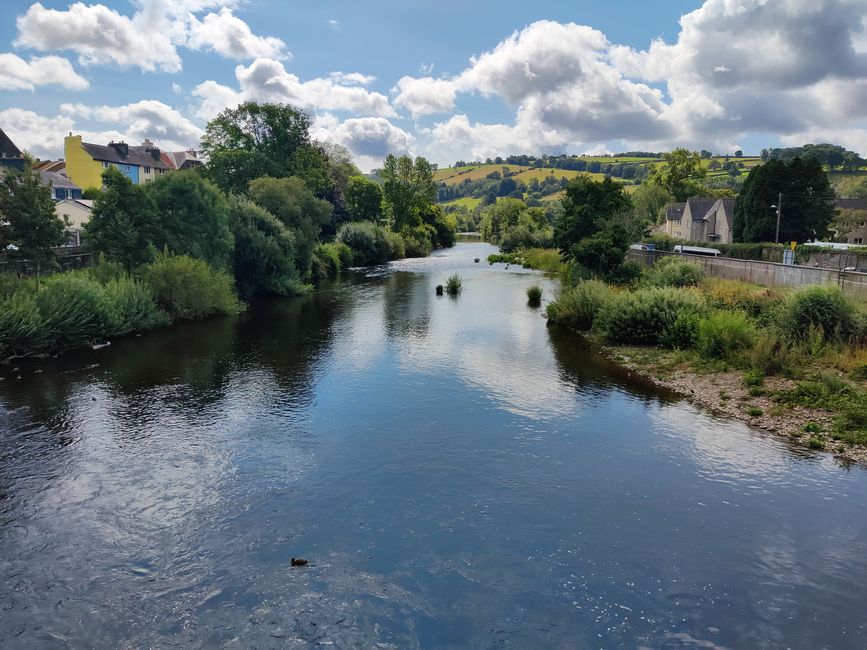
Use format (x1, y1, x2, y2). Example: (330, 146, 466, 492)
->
(553, 176, 631, 261)
(632, 183, 672, 225)
(379, 154, 437, 230)
(0, 165, 67, 288)
(648, 148, 707, 201)
(733, 157, 835, 242)
(345, 176, 383, 222)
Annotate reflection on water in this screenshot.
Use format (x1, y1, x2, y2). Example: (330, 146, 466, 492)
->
(2, 242, 867, 648)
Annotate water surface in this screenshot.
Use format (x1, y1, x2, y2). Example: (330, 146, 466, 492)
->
(2, 242, 866, 648)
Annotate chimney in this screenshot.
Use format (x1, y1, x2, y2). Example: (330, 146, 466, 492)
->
(150, 147, 161, 161)
(141, 138, 153, 147)
(111, 141, 128, 156)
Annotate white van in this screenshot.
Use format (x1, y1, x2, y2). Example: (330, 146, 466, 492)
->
(673, 245, 721, 257)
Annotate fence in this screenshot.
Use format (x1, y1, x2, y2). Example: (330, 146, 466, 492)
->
(627, 250, 867, 300)
(0, 247, 95, 277)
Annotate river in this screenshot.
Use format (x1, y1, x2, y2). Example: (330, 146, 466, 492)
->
(1, 242, 866, 648)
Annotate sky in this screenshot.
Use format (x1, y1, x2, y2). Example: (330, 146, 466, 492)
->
(1, 0, 866, 171)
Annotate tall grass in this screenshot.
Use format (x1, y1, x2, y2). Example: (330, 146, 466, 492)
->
(526, 285, 542, 307)
(446, 273, 462, 296)
(546, 280, 613, 330)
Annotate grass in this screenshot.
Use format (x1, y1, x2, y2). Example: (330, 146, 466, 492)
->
(747, 407, 764, 417)
(445, 273, 462, 296)
(486, 248, 566, 274)
(527, 285, 542, 307)
(442, 197, 482, 209)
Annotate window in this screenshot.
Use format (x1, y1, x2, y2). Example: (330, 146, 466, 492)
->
(102, 161, 109, 168)
(144, 166, 151, 173)
(859, 221, 865, 227)
(856, 238, 864, 245)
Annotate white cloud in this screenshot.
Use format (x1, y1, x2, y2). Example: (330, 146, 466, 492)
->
(392, 76, 457, 117)
(327, 19, 340, 30)
(312, 115, 414, 171)
(172, 82, 183, 94)
(0, 53, 88, 91)
(188, 8, 289, 60)
(328, 71, 376, 86)
(0, 108, 125, 160)
(193, 58, 396, 120)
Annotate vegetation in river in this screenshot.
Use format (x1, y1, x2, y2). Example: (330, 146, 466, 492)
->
(445, 274, 462, 296)
(526, 285, 542, 307)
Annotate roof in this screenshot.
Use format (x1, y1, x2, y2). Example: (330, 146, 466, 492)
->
(38, 169, 79, 190)
(836, 198, 867, 211)
(161, 150, 202, 169)
(685, 197, 719, 221)
(666, 202, 686, 221)
(33, 160, 66, 172)
(56, 198, 93, 210)
(81, 142, 170, 169)
(0, 128, 22, 159)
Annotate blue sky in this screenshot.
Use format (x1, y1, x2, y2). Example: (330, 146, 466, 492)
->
(1, 0, 866, 170)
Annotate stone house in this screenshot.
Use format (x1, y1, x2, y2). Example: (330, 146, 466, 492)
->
(664, 197, 735, 243)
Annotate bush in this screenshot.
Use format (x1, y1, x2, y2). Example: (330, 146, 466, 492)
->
(646, 256, 704, 288)
(660, 311, 701, 349)
(104, 275, 167, 335)
(446, 273, 462, 295)
(142, 253, 242, 320)
(87, 257, 128, 285)
(546, 280, 613, 330)
(311, 242, 352, 281)
(400, 224, 435, 258)
(0, 291, 44, 358)
(337, 221, 405, 266)
(743, 368, 765, 387)
(0, 272, 35, 298)
(527, 285, 542, 307)
(778, 286, 857, 342)
(607, 260, 644, 286)
(37, 273, 115, 350)
(747, 407, 764, 417)
(595, 287, 706, 345)
(519, 248, 565, 274)
(695, 311, 755, 360)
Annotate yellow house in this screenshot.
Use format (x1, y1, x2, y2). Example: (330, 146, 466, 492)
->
(64, 134, 171, 190)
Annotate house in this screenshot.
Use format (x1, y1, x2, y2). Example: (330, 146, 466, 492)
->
(834, 198, 867, 245)
(0, 127, 25, 170)
(161, 148, 203, 170)
(33, 159, 66, 173)
(54, 198, 94, 247)
(64, 134, 172, 190)
(38, 169, 82, 201)
(664, 197, 735, 243)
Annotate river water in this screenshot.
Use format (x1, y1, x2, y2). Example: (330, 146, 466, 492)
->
(1, 242, 866, 648)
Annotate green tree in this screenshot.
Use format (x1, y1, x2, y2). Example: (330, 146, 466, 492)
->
(553, 176, 631, 261)
(648, 148, 707, 201)
(345, 176, 383, 222)
(632, 183, 672, 225)
(248, 176, 332, 277)
(380, 154, 436, 231)
(733, 157, 835, 242)
(0, 165, 67, 287)
(146, 171, 234, 271)
(85, 167, 158, 270)
(227, 194, 301, 297)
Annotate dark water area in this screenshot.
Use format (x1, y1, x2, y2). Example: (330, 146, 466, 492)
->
(1, 242, 866, 648)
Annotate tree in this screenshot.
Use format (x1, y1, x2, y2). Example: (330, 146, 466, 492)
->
(648, 148, 706, 201)
(145, 171, 234, 271)
(632, 183, 672, 225)
(699, 149, 713, 159)
(708, 159, 722, 171)
(733, 157, 835, 242)
(202, 102, 331, 197)
(226, 195, 301, 297)
(85, 167, 159, 270)
(553, 176, 631, 261)
(379, 154, 437, 231)
(345, 176, 383, 222)
(0, 165, 67, 287)
(735, 150, 743, 158)
(248, 176, 332, 277)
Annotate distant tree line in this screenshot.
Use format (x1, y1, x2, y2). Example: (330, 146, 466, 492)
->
(761, 144, 865, 171)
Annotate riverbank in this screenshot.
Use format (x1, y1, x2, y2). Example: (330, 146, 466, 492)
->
(600, 343, 867, 464)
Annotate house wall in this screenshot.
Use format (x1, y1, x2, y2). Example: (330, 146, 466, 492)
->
(64, 135, 103, 191)
(54, 200, 91, 229)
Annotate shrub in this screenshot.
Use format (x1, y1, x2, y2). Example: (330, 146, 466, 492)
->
(546, 280, 613, 330)
(747, 333, 800, 376)
(37, 273, 115, 350)
(645, 256, 704, 288)
(446, 273, 462, 296)
(142, 253, 242, 320)
(778, 286, 857, 342)
(803, 422, 822, 433)
(660, 311, 701, 349)
(747, 407, 764, 417)
(0, 291, 44, 358)
(311, 242, 352, 281)
(527, 285, 542, 307)
(702, 278, 784, 322)
(607, 260, 645, 286)
(743, 368, 765, 387)
(103, 275, 167, 336)
(0, 273, 35, 298)
(519, 248, 564, 274)
(695, 311, 755, 360)
(808, 436, 826, 450)
(337, 221, 405, 266)
(400, 224, 436, 257)
(595, 287, 706, 345)
(87, 257, 128, 285)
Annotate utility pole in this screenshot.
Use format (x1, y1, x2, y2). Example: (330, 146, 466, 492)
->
(774, 192, 782, 244)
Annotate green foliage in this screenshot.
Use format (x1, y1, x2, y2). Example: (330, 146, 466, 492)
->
(445, 273, 462, 296)
(803, 421, 822, 433)
(104, 275, 167, 335)
(0, 272, 35, 297)
(142, 252, 242, 320)
(312, 242, 352, 281)
(778, 286, 856, 342)
(660, 311, 701, 349)
(345, 175, 383, 222)
(400, 223, 436, 257)
(743, 368, 765, 387)
(37, 273, 115, 349)
(545, 280, 614, 330)
(808, 436, 826, 450)
(747, 407, 764, 417)
(570, 231, 628, 278)
(554, 176, 631, 259)
(733, 157, 835, 242)
(645, 256, 704, 288)
(695, 311, 755, 360)
(336, 221, 405, 266)
(632, 183, 673, 225)
(526, 285, 542, 307)
(86, 167, 159, 269)
(87, 256, 127, 284)
(606, 260, 644, 286)
(0, 164, 68, 285)
(227, 195, 302, 298)
(647, 148, 706, 202)
(0, 291, 43, 358)
(145, 171, 234, 271)
(380, 154, 437, 232)
(595, 287, 706, 345)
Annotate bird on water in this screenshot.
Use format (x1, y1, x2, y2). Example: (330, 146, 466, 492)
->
(291, 557, 308, 566)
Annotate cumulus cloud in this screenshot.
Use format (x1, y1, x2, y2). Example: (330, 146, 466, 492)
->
(0, 108, 125, 160)
(188, 8, 289, 60)
(0, 53, 88, 91)
(14, 0, 284, 72)
(312, 114, 414, 171)
(192, 58, 396, 120)
(328, 71, 376, 86)
(392, 76, 457, 117)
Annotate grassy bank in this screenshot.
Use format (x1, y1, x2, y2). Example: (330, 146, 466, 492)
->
(487, 248, 566, 274)
(546, 258, 867, 459)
